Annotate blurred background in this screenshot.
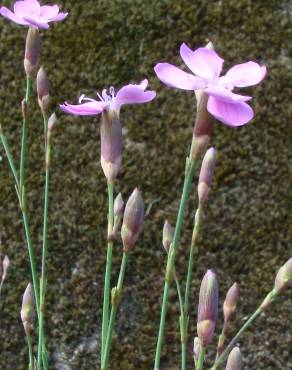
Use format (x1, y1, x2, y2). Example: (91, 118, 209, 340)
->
(0, 0, 291, 369)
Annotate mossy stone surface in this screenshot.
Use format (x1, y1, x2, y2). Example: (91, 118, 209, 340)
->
(0, 0, 291, 369)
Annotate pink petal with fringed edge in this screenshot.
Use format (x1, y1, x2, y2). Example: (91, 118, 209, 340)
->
(60, 101, 106, 116)
(224, 61, 267, 87)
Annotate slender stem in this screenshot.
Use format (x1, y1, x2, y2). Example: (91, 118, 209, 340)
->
(0, 130, 20, 189)
(175, 276, 186, 370)
(102, 252, 129, 370)
(154, 156, 198, 369)
(101, 181, 114, 363)
(196, 346, 206, 370)
(210, 290, 277, 370)
(27, 335, 34, 370)
(20, 77, 32, 194)
(215, 324, 227, 361)
(37, 116, 51, 370)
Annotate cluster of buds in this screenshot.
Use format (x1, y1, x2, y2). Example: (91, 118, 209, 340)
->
(24, 27, 40, 78)
(20, 283, 35, 337)
(198, 147, 216, 204)
(197, 270, 219, 347)
(121, 189, 144, 252)
(100, 110, 122, 183)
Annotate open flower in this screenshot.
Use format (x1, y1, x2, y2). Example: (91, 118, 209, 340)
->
(155, 44, 266, 126)
(60, 79, 156, 117)
(0, 0, 68, 29)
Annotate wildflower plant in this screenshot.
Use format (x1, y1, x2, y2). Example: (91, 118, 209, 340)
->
(0, 1, 290, 370)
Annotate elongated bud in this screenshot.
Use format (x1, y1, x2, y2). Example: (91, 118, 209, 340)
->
(114, 193, 124, 217)
(193, 337, 200, 362)
(162, 220, 174, 252)
(226, 347, 242, 370)
(48, 113, 57, 133)
(110, 193, 124, 241)
(198, 147, 216, 204)
(274, 258, 292, 293)
(223, 283, 239, 323)
(1, 255, 10, 282)
(121, 189, 144, 252)
(37, 67, 50, 113)
(197, 270, 219, 347)
(21, 283, 35, 336)
(100, 110, 122, 182)
(24, 27, 40, 77)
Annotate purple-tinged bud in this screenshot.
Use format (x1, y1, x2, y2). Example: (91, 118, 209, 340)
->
(121, 188, 144, 252)
(193, 337, 200, 362)
(274, 258, 292, 293)
(48, 113, 57, 133)
(198, 147, 216, 204)
(100, 110, 122, 183)
(24, 27, 40, 78)
(197, 270, 219, 347)
(226, 347, 242, 370)
(21, 283, 35, 336)
(223, 283, 239, 323)
(114, 193, 124, 217)
(37, 67, 50, 113)
(1, 255, 10, 282)
(162, 220, 174, 252)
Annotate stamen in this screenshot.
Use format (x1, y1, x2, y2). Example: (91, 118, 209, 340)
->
(109, 86, 115, 97)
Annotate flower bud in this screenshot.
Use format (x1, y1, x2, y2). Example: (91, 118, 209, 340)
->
(1, 255, 10, 282)
(37, 67, 50, 113)
(24, 27, 40, 78)
(198, 147, 216, 204)
(21, 283, 35, 336)
(114, 193, 124, 217)
(197, 270, 219, 347)
(121, 188, 144, 252)
(274, 258, 292, 293)
(223, 283, 239, 323)
(48, 113, 57, 133)
(100, 110, 122, 183)
(226, 347, 242, 370)
(162, 220, 174, 252)
(193, 337, 200, 362)
(205, 41, 215, 51)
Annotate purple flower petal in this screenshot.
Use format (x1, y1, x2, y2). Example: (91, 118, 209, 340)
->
(14, 0, 40, 16)
(205, 85, 252, 103)
(40, 5, 59, 18)
(154, 63, 205, 90)
(0, 6, 28, 25)
(115, 80, 156, 108)
(207, 96, 254, 126)
(224, 61, 267, 87)
(50, 12, 68, 22)
(23, 16, 49, 29)
(60, 101, 106, 116)
(180, 44, 224, 79)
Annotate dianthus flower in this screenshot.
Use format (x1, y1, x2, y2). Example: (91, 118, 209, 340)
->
(155, 43, 266, 126)
(0, 0, 68, 29)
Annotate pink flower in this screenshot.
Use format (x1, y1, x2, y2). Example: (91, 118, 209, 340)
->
(154, 44, 267, 126)
(60, 79, 156, 117)
(0, 0, 68, 29)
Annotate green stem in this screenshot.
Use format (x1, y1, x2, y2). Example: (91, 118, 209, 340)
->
(37, 117, 51, 370)
(196, 346, 206, 370)
(154, 156, 198, 369)
(101, 181, 114, 363)
(27, 335, 34, 370)
(0, 130, 20, 189)
(210, 290, 277, 370)
(102, 252, 129, 370)
(175, 276, 186, 370)
(20, 77, 32, 194)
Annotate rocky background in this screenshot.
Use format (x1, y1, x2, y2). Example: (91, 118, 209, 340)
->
(0, 0, 291, 369)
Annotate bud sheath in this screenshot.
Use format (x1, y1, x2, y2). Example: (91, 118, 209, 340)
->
(197, 270, 219, 347)
(162, 220, 174, 252)
(121, 189, 144, 251)
(198, 147, 216, 204)
(21, 283, 35, 336)
(274, 258, 292, 293)
(24, 27, 40, 78)
(37, 67, 50, 113)
(223, 283, 239, 323)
